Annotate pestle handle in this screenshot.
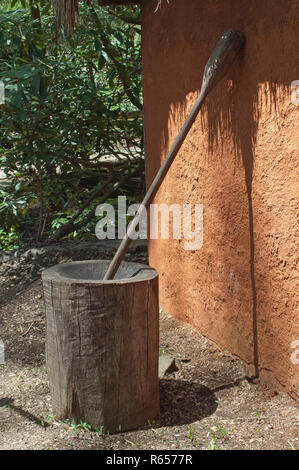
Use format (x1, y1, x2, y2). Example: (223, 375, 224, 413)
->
(104, 30, 245, 280)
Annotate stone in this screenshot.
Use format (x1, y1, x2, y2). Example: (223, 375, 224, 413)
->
(159, 355, 177, 378)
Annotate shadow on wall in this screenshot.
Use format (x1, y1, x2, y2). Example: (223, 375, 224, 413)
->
(143, 0, 298, 382)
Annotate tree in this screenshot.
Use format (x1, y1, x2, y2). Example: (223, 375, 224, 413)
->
(0, 0, 144, 246)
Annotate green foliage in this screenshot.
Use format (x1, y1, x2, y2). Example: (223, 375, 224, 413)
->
(0, 0, 143, 245)
(0, 226, 23, 250)
(0, 182, 31, 248)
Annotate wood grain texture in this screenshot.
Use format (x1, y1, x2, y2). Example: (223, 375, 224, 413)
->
(42, 260, 159, 432)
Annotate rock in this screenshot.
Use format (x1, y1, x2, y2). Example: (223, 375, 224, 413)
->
(158, 354, 178, 378)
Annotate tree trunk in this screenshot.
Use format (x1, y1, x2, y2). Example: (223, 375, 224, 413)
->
(42, 260, 159, 433)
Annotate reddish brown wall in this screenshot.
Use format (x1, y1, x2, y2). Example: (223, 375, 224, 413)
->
(141, 0, 299, 398)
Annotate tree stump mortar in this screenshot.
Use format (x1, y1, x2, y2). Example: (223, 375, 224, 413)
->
(42, 260, 160, 433)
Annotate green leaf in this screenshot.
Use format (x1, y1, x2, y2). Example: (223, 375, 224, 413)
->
(94, 38, 102, 52)
(98, 53, 107, 70)
(31, 72, 40, 96)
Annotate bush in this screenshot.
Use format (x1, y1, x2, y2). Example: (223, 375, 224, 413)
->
(0, 1, 144, 244)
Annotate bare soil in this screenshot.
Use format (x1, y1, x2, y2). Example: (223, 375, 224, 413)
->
(0, 243, 298, 450)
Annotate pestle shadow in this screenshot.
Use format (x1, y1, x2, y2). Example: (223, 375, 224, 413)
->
(0, 397, 49, 428)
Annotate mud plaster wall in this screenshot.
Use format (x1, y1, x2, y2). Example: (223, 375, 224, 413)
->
(141, 0, 298, 399)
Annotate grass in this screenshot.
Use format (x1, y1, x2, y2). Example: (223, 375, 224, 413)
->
(186, 428, 197, 442)
(204, 423, 229, 450)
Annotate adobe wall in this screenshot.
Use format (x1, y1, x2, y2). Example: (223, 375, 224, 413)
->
(141, 0, 298, 398)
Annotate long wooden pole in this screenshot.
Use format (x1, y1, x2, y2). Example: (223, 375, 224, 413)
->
(104, 30, 245, 280)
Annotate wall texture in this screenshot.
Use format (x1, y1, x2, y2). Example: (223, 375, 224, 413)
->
(141, 0, 298, 399)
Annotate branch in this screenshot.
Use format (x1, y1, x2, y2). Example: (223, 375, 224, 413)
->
(107, 10, 141, 26)
(89, 5, 143, 111)
(49, 161, 144, 241)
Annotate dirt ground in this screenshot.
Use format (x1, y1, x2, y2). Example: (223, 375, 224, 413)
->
(0, 243, 298, 450)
